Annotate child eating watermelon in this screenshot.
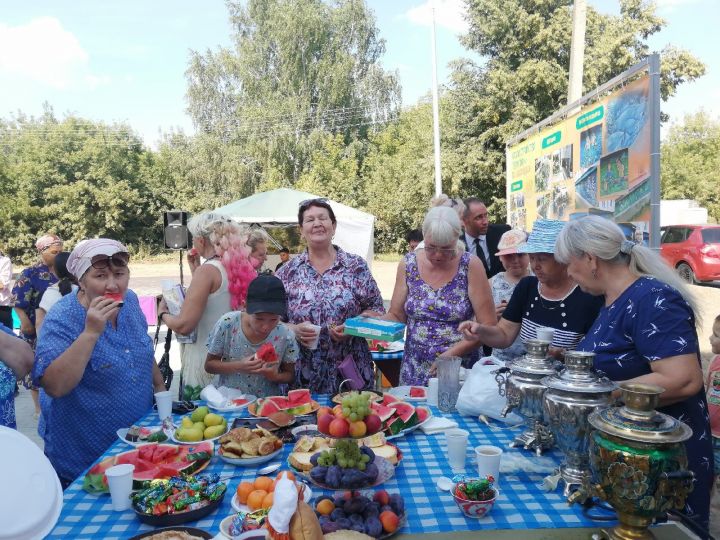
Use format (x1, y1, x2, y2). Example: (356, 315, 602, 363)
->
(205, 275, 297, 396)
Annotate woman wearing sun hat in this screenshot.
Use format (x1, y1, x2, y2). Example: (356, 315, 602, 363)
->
(460, 219, 603, 359)
(487, 229, 531, 363)
(34, 238, 165, 487)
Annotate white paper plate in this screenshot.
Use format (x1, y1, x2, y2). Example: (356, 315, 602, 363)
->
(0, 426, 63, 540)
(116, 427, 166, 447)
(388, 385, 428, 401)
(231, 482, 312, 513)
(218, 446, 283, 466)
(208, 394, 257, 412)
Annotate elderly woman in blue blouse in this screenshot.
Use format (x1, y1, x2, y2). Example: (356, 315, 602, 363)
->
(555, 216, 713, 532)
(34, 239, 165, 488)
(0, 323, 33, 428)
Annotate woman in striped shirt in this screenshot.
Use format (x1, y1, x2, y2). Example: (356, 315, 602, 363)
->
(460, 219, 603, 359)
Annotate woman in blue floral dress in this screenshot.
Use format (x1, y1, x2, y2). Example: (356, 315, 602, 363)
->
(276, 199, 385, 394)
(385, 206, 496, 386)
(556, 216, 713, 533)
(0, 323, 34, 428)
(11, 234, 62, 416)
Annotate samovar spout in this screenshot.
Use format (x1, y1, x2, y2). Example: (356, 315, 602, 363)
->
(500, 389, 520, 418)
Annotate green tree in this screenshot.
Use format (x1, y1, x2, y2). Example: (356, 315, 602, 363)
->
(185, 0, 400, 187)
(661, 110, 720, 223)
(444, 0, 706, 214)
(0, 108, 160, 262)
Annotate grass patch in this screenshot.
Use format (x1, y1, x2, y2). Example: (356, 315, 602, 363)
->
(374, 252, 403, 262)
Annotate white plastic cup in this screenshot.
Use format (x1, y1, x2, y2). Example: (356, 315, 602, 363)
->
(427, 378, 439, 406)
(536, 327, 555, 343)
(304, 323, 321, 350)
(155, 390, 173, 420)
(105, 464, 134, 511)
(445, 428, 469, 472)
(475, 445, 503, 482)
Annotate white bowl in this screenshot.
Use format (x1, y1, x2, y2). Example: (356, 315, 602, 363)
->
(219, 516, 268, 540)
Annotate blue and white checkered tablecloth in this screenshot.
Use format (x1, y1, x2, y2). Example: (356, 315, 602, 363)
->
(47, 397, 607, 539)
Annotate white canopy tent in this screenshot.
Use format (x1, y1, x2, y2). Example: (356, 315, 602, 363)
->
(214, 188, 375, 263)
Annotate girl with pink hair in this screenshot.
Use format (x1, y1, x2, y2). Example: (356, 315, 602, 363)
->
(159, 211, 256, 399)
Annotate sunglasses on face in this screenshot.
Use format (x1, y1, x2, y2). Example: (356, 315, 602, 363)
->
(299, 197, 328, 211)
(90, 253, 130, 270)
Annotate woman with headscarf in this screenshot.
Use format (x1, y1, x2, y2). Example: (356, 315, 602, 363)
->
(34, 239, 166, 488)
(36, 251, 77, 333)
(11, 234, 63, 417)
(0, 246, 12, 329)
(159, 212, 256, 400)
(555, 215, 713, 532)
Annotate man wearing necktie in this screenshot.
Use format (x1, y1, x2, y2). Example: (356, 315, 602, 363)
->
(461, 197, 510, 279)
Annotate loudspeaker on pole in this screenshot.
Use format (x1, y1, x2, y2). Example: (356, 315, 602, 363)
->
(163, 210, 191, 250)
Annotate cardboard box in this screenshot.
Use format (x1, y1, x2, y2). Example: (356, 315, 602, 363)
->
(344, 316, 405, 342)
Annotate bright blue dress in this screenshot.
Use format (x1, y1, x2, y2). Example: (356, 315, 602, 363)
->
(577, 277, 713, 530)
(33, 290, 154, 483)
(0, 323, 17, 428)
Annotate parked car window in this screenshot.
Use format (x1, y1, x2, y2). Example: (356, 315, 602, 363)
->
(662, 227, 687, 244)
(701, 228, 720, 244)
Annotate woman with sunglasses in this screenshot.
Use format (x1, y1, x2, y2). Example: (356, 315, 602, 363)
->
(11, 233, 63, 418)
(384, 206, 496, 386)
(275, 198, 385, 393)
(33, 239, 166, 488)
(158, 211, 256, 400)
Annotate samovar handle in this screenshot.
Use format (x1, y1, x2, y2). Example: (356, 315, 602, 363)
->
(492, 367, 510, 397)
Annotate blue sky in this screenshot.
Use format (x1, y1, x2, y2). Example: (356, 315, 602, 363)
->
(0, 0, 717, 146)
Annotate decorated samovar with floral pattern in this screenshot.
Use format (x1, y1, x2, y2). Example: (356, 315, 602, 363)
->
(542, 350, 616, 496)
(569, 383, 694, 540)
(496, 339, 559, 454)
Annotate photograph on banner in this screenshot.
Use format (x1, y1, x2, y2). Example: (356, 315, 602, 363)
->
(506, 75, 652, 245)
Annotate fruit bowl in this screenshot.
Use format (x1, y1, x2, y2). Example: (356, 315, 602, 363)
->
(451, 479, 496, 519)
(314, 489, 407, 538)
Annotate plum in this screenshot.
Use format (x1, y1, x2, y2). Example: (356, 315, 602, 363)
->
(310, 466, 328, 483)
(365, 516, 383, 537)
(360, 446, 375, 460)
(310, 453, 320, 466)
(333, 494, 347, 508)
(325, 465, 342, 488)
(349, 514, 364, 527)
(363, 504, 379, 519)
(380, 504, 393, 513)
(364, 463, 379, 481)
(321, 521, 341, 534)
(389, 493, 405, 514)
(330, 508, 346, 521)
(336, 517, 352, 530)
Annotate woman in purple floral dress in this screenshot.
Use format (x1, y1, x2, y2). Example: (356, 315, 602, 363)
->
(276, 199, 385, 394)
(385, 206, 495, 386)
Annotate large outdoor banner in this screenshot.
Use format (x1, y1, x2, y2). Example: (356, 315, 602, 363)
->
(506, 74, 654, 245)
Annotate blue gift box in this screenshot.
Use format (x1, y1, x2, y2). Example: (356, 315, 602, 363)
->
(344, 316, 405, 342)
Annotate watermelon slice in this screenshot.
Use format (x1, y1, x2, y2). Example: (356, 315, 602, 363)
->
(288, 389, 311, 406)
(416, 406, 430, 423)
(256, 342, 278, 363)
(256, 398, 281, 416)
(409, 387, 426, 398)
(390, 402, 418, 427)
(268, 396, 290, 409)
(232, 397, 249, 406)
(287, 402, 312, 415)
(370, 402, 395, 422)
(104, 292, 124, 306)
(386, 417, 405, 435)
(382, 393, 401, 406)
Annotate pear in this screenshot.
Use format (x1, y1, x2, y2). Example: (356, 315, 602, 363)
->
(190, 405, 209, 423)
(203, 413, 224, 427)
(193, 422, 206, 432)
(204, 424, 226, 439)
(184, 427, 204, 442)
(181, 416, 194, 429)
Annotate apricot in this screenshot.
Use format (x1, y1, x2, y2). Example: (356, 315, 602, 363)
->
(317, 406, 333, 417)
(373, 489, 390, 506)
(236, 481, 254, 504)
(329, 417, 350, 438)
(261, 491, 274, 509)
(254, 476, 275, 492)
(348, 420, 367, 438)
(379, 510, 400, 533)
(316, 498, 335, 515)
(247, 489, 268, 511)
(317, 413, 334, 434)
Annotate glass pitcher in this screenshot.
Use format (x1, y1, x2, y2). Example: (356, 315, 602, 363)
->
(437, 356, 462, 413)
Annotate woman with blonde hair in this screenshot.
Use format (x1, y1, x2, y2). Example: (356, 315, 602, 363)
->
(555, 215, 712, 531)
(159, 212, 256, 399)
(246, 227, 270, 271)
(385, 206, 495, 385)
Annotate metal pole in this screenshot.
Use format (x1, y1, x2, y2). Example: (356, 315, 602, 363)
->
(430, 5, 442, 196)
(179, 250, 184, 287)
(567, 0, 587, 106)
(649, 53, 662, 250)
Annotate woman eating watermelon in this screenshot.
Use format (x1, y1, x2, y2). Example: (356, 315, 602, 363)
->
(33, 238, 166, 489)
(204, 274, 298, 397)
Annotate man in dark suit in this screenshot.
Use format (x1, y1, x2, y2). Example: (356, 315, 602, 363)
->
(461, 197, 510, 278)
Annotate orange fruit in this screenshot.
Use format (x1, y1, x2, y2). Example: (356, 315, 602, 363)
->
(261, 491, 274, 509)
(247, 489, 268, 511)
(276, 470, 296, 483)
(254, 476, 274, 492)
(316, 498, 335, 515)
(236, 482, 254, 504)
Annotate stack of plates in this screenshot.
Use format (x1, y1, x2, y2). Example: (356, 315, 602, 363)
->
(0, 426, 63, 539)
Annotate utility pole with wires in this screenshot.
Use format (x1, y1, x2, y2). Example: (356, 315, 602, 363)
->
(567, 0, 587, 108)
(430, 4, 443, 197)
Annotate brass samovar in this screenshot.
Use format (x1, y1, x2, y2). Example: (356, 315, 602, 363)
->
(569, 383, 694, 540)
